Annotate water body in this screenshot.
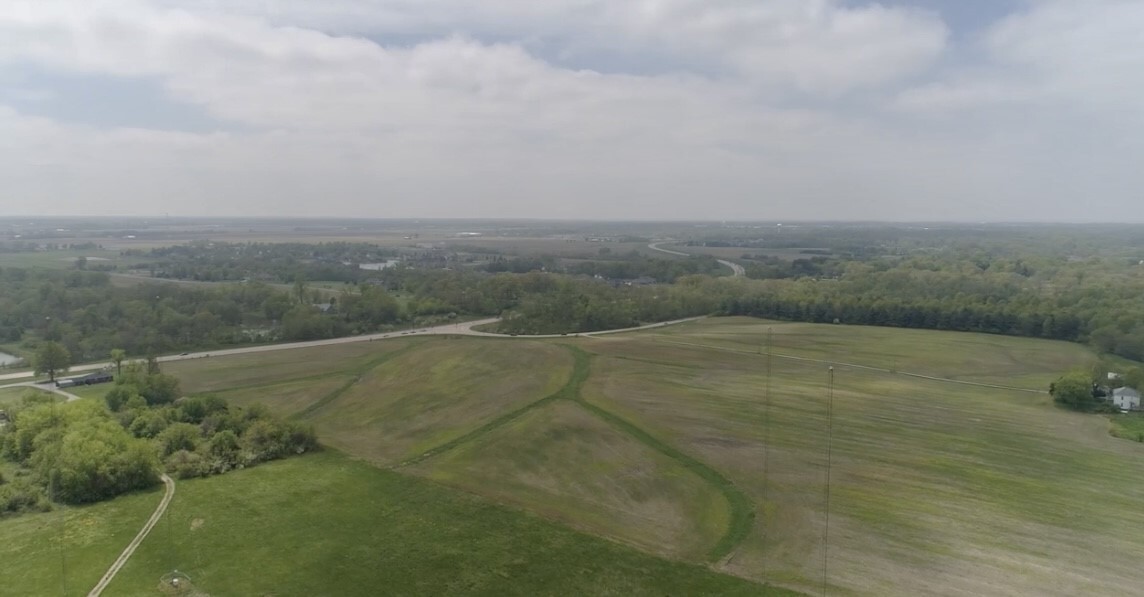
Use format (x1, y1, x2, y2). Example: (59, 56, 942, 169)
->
(0, 352, 22, 366)
(359, 260, 401, 271)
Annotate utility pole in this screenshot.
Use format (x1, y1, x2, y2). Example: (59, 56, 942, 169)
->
(822, 366, 835, 597)
(760, 328, 773, 579)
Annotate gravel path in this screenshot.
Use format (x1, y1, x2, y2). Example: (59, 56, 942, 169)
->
(87, 474, 176, 597)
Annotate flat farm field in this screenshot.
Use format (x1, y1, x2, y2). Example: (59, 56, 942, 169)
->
(8, 317, 1143, 596)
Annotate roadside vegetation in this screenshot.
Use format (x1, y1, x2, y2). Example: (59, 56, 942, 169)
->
(0, 363, 315, 517)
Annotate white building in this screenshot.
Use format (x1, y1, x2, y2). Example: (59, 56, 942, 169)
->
(1111, 387, 1141, 411)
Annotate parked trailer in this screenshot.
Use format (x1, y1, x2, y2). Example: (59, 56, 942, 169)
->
(56, 371, 114, 388)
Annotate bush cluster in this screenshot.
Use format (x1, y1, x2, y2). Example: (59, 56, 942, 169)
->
(108, 393, 317, 480)
(0, 370, 317, 518)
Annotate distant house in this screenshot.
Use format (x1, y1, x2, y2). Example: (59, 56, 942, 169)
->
(314, 303, 334, 313)
(1108, 371, 1123, 381)
(1111, 387, 1141, 411)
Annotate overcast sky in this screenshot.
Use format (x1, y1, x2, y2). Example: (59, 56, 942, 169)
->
(1, 1, 1142, 221)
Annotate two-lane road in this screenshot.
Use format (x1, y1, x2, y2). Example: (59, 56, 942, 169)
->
(0, 316, 703, 384)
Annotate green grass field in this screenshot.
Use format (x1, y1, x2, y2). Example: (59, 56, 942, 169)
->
(8, 317, 1144, 596)
(305, 340, 573, 464)
(1110, 413, 1144, 442)
(0, 485, 167, 595)
(2, 451, 786, 596)
(61, 383, 115, 401)
(0, 386, 58, 407)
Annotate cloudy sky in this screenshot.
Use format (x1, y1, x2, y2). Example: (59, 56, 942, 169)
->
(1, 0, 1142, 221)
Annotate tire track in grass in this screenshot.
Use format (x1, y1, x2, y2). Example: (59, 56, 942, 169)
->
(395, 345, 590, 468)
(87, 474, 175, 597)
(564, 346, 754, 564)
(398, 343, 754, 563)
(293, 342, 423, 420)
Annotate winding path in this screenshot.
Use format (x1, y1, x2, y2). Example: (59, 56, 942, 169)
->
(87, 474, 176, 597)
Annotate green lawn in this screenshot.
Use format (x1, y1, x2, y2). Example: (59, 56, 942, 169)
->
(415, 396, 732, 563)
(1110, 413, 1144, 442)
(61, 383, 114, 401)
(306, 340, 573, 464)
(0, 485, 166, 595)
(0, 386, 58, 407)
(97, 451, 785, 596)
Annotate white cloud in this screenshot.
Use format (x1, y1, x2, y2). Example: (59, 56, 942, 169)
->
(895, 1, 1144, 117)
(0, 1, 1142, 221)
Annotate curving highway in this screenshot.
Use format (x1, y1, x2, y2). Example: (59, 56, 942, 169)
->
(648, 242, 745, 277)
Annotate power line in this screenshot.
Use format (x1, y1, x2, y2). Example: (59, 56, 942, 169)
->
(822, 366, 835, 597)
(50, 396, 69, 596)
(760, 328, 773, 580)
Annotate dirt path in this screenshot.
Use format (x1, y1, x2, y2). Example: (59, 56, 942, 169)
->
(87, 474, 176, 597)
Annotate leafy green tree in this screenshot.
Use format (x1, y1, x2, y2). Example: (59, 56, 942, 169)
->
(48, 420, 159, 503)
(128, 411, 168, 439)
(104, 386, 138, 412)
(208, 430, 241, 465)
(140, 374, 180, 406)
(33, 341, 70, 383)
(164, 449, 208, 479)
(109, 348, 127, 376)
(157, 423, 201, 457)
(293, 275, 308, 305)
(1051, 372, 1097, 411)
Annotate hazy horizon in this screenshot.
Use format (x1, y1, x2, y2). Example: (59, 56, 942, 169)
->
(2, 1, 1143, 222)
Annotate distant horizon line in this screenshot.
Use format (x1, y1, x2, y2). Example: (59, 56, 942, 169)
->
(2, 215, 1142, 227)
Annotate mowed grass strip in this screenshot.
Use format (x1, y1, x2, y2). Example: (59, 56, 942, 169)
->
(398, 344, 589, 467)
(414, 399, 731, 561)
(582, 323, 1144, 596)
(565, 350, 753, 563)
(306, 339, 573, 465)
(221, 375, 357, 418)
(101, 450, 794, 597)
(0, 486, 167, 596)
